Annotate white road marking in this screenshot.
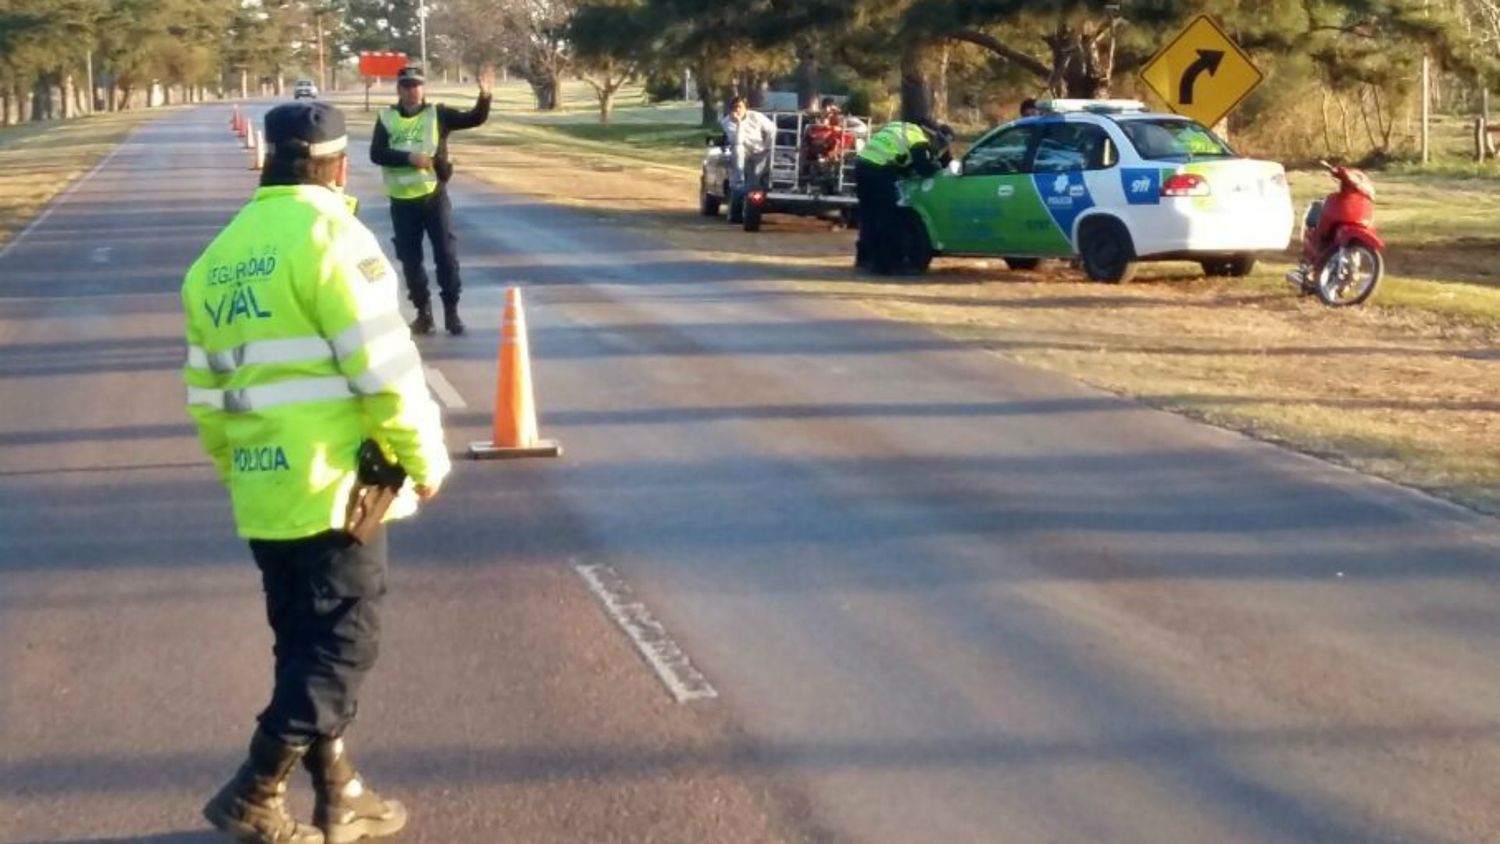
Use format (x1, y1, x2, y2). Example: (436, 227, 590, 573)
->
(90, 247, 113, 264)
(574, 563, 718, 703)
(423, 366, 466, 409)
(0, 127, 138, 262)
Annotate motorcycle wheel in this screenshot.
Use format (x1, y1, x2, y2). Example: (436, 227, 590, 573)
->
(1315, 244, 1383, 307)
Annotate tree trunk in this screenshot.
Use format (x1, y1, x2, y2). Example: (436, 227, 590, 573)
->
(794, 44, 819, 111)
(597, 82, 616, 124)
(743, 75, 769, 109)
(933, 43, 950, 122)
(900, 42, 933, 123)
(61, 75, 75, 119)
(1, 90, 10, 126)
(697, 71, 717, 127)
(529, 74, 559, 110)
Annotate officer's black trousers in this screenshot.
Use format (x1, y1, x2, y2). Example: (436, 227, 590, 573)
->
(249, 527, 386, 742)
(854, 161, 900, 274)
(389, 188, 461, 310)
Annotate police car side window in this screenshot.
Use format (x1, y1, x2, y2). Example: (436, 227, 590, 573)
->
(1032, 124, 1116, 173)
(964, 126, 1034, 177)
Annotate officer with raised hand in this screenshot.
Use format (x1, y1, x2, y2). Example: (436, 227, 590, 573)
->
(184, 100, 450, 844)
(370, 64, 493, 336)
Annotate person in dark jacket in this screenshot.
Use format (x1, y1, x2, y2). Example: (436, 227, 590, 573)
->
(369, 64, 493, 336)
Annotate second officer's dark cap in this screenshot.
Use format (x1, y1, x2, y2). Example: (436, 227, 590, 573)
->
(397, 65, 426, 86)
(263, 101, 348, 158)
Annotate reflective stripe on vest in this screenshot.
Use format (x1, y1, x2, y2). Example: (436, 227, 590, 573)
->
(859, 122, 925, 168)
(378, 106, 440, 199)
(187, 376, 354, 414)
(187, 337, 333, 375)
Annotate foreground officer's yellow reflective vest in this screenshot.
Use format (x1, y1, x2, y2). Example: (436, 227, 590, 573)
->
(377, 105, 440, 199)
(858, 122, 929, 169)
(182, 184, 450, 540)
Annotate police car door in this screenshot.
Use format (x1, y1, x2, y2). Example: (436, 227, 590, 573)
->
(1019, 121, 1117, 257)
(939, 124, 1038, 255)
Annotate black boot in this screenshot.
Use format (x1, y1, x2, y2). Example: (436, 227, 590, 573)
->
(442, 302, 465, 336)
(408, 306, 434, 336)
(203, 729, 324, 844)
(304, 737, 408, 843)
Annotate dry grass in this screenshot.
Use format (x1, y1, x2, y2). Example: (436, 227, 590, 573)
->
(413, 90, 1500, 515)
(0, 108, 168, 249)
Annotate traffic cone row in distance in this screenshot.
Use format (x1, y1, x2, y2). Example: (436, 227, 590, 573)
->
(469, 287, 562, 460)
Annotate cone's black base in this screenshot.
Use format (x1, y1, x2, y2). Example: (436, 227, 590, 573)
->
(468, 440, 563, 460)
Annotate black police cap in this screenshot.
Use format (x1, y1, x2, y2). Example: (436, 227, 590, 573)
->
(263, 101, 348, 158)
(397, 65, 426, 85)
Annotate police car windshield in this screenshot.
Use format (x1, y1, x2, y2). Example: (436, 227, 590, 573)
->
(1119, 119, 1234, 161)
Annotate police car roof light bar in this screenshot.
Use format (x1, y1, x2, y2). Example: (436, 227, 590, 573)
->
(1037, 99, 1147, 115)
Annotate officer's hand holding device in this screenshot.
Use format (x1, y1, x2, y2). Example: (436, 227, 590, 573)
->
(344, 439, 409, 544)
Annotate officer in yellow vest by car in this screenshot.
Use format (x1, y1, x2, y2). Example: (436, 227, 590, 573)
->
(370, 64, 493, 336)
(184, 100, 451, 844)
(854, 118, 953, 275)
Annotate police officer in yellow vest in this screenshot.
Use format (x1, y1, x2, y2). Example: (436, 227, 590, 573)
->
(854, 118, 952, 275)
(185, 101, 451, 844)
(370, 64, 493, 336)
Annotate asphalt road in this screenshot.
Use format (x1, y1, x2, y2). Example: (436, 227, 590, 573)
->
(3, 104, 1500, 844)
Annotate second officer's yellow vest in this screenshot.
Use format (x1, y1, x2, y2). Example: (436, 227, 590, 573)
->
(858, 122, 929, 169)
(378, 105, 440, 199)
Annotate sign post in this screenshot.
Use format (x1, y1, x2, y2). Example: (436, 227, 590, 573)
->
(358, 51, 409, 112)
(1138, 15, 1263, 129)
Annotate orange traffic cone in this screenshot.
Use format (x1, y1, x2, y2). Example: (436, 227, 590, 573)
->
(469, 288, 562, 460)
(230, 105, 239, 133)
(249, 129, 263, 171)
(236, 110, 247, 139)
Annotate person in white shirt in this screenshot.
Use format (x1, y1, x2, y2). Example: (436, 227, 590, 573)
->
(719, 96, 777, 223)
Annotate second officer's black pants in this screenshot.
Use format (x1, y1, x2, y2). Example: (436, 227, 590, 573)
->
(390, 188, 462, 311)
(248, 527, 386, 742)
(854, 160, 900, 274)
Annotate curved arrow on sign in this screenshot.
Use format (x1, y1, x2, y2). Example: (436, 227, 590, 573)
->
(1178, 49, 1225, 105)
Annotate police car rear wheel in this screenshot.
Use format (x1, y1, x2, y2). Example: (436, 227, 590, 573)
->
(1079, 219, 1138, 284)
(1200, 254, 1256, 278)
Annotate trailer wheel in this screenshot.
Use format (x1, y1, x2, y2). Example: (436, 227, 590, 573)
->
(699, 179, 720, 217)
(743, 198, 763, 232)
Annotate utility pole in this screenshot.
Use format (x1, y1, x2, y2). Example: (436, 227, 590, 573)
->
(418, 1, 429, 72)
(1421, 55, 1431, 164)
(315, 13, 327, 92)
(1420, 0, 1431, 165)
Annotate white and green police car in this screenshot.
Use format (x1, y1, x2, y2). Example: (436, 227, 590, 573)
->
(896, 100, 1294, 282)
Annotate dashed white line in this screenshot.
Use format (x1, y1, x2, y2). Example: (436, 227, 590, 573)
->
(574, 562, 719, 703)
(424, 366, 467, 409)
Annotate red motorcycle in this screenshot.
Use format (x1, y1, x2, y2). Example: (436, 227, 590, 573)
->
(1287, 161, 1385, 306)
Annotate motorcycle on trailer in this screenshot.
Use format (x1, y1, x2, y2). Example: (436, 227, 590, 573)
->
(1287, 161, 1385, 307)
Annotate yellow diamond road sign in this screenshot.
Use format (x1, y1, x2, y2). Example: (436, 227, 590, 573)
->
(1138, 15, 1263, 128)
